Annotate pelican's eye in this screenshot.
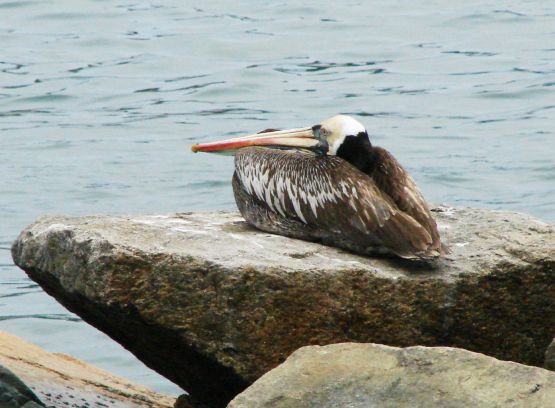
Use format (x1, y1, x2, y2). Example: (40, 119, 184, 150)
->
(319, 126, 330, 138)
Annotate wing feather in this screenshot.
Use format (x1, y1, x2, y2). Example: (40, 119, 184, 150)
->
(235, 147, 436, 258)
(369, 147, 441, 254)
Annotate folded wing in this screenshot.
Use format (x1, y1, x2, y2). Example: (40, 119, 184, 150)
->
(234, 147, 438, 259)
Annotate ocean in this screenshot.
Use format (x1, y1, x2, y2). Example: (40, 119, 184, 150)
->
(1, 0, 554, 395)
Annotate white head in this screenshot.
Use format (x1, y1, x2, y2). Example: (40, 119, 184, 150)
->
(315, 115, 368, 155)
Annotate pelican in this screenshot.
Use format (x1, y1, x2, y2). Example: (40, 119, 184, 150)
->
(191, 115, 441, 260)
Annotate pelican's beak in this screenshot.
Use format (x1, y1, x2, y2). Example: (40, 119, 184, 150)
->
(191, 127, 318, 154)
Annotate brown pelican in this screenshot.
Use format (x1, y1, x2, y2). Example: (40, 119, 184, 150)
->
(191, 115, 441, 259)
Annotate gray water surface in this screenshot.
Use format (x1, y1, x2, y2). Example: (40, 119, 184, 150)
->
(1, 0, 554, 395)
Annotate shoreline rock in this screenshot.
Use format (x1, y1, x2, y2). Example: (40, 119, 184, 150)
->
(11, 207, 555, 407)
(0, 363, 44, 407)
(0, 332, 175, 407)
(228, 343, 555, 408)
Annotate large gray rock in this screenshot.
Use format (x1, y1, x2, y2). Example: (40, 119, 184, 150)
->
(228, 343, 555, 408)
(11, 206, 555, 407)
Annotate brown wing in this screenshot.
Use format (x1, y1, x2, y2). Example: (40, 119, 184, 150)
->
(368, 147, 441, 254)
(234, 147, 438, 259)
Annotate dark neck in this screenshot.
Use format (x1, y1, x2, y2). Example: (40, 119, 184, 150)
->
(335, 132, 375, 173)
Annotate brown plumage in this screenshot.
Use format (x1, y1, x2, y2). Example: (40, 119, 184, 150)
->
(233, 146, 441, 260)
(192, 115, 442, 260)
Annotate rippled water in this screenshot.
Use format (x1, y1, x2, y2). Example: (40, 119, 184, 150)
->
(1, 0, 554, 396)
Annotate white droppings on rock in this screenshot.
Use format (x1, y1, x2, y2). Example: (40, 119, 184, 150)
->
(433, 206, 456, 217)
(172, 227, 210, 235)
(228, 233, 265, 249)
(42, 223, 72, 233)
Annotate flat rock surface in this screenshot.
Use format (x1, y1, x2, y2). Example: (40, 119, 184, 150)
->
(11, 206, 555, 407)
(228, 343, 555, 408)
(0, 332, 175, 407)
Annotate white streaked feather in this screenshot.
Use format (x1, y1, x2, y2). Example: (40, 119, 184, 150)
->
(234, 146, 439, 259)
(234, 149, 398, 234)
(236, 151, 348, 224)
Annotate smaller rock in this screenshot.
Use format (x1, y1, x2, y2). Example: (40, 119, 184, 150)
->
(545, 338, 555, 370)
(0, 364, 44, 407)
(0, 332, 175, 407)
(228, 343, 555, 408)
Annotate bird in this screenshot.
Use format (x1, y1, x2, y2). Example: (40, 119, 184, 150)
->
(191, 115, 441, 260)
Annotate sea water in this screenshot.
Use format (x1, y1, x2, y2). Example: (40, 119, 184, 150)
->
(1, 0, 554, 394)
